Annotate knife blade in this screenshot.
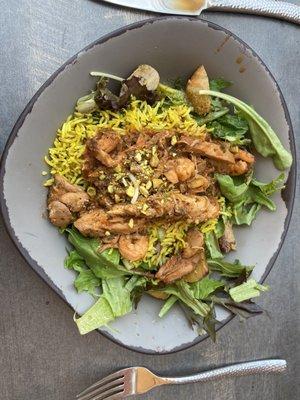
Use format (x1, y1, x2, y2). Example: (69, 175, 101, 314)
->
(102, 0, 300, 24)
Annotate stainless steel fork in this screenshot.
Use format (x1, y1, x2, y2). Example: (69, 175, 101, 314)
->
(76, 359, 286, 400)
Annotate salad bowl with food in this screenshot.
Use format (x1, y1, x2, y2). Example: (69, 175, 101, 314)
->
(0, 17, 295, 354)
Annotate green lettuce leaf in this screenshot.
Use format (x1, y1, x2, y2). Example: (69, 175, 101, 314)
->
(251, 172, 285, 196)
(65, 250, 100, 295)
(233, 203, 261, 225)
(65, 250, 86, 272)
(207, 259, 253, 278)
(159, 295, 178, 318)
(205, 231, 223, 259)
(67, 228, 125, 279)
(76, 276, 146, 334)
(198, 90, 292, 170)
(229, 279, 269, 302)
(164, 281, 210, 317)
(157, 83, 187, 106)
(194, 108, 229, 125)
(191, 276, 224, 300)
(74, 270, 101, 295)
(216, 173, 284, 225)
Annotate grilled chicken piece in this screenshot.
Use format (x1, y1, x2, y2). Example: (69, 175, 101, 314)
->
(155, 228, 207, 284)
(213, 148, 254, 175)
(164, 157, 195, 184)
(48, 174, 87, 203)
(219, 221, 236, 253)
(86, 130, 124, 168)
(155, 253, 201, 284)
(74, 209, 146, 237)
(184, 251, 209, 283)
(48, 200, 73, 228)
(48, 175, 89, 228)
(183, 228, 204, 258)
(179, 136, 235, 164)
(186, 65, 211, 115)
(235, 149, 255, 164)
(209, 159, 250, 176)
(107, 193, 220, 223)
(59, 192, 90, 212)
(87, 130, 120, 155)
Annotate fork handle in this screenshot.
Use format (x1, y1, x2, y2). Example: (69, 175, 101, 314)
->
(162, 359, 286, 385)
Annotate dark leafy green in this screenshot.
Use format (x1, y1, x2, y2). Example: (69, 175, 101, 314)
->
(119, 76, 158, 107)
(172, 77, 186, 90)
(194, 108, 229, 125)
(251, 173, 285, 196)
(207, 259, 253, 278)
(209, 113, 251, 145)
(94, 77, 119, 110)
(209, 78, 232, 92)
(211, 296, 264, 320)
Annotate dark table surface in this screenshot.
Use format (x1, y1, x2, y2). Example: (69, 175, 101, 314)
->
(0, 1, 299, 399)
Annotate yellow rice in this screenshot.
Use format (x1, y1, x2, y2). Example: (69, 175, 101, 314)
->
(44, 98, 206, 186)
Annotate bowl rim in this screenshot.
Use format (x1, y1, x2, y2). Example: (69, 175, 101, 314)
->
(0, 16, 297, 355)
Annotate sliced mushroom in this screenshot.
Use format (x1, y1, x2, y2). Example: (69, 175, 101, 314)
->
(186, 65, 211, 115)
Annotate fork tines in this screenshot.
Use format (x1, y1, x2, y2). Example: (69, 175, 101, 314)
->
(77, 371, 125, 400)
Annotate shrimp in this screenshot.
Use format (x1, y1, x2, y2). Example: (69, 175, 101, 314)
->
(118, 234, 149, 261)
(164, 157, 195, 184)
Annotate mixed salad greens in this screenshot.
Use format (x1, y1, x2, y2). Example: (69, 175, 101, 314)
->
(46, 65, 292, 340)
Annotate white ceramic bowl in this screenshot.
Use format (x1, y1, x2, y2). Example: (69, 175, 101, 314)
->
(0, 17, 296, 354)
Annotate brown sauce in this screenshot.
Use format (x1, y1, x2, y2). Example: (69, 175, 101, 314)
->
(173, 0, 206, 12)
(215, 35, 230, 53)
(236, 55, 244, 64)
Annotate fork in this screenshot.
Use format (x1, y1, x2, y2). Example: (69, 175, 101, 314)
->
(76, 359, 286, 400)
